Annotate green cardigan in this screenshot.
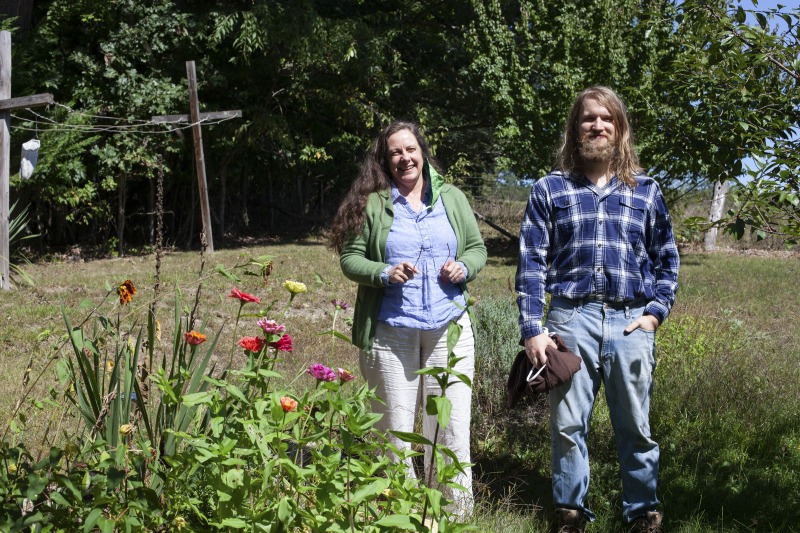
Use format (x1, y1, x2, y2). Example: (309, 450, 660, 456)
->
(340, 164, 487, 351)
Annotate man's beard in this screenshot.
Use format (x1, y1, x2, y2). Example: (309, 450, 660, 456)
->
(578, 137, 615, 163)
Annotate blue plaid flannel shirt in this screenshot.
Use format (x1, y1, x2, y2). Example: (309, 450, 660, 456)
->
(516, 171, 680, 340)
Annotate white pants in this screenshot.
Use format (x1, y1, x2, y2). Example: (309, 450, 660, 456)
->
(360, 312, 474, 518)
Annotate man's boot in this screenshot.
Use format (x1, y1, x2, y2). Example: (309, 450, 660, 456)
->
(629, 510, 663, 533)
(556, 508, 587, 533)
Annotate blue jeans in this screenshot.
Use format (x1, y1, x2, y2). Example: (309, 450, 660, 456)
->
(546, 296, 659, 522)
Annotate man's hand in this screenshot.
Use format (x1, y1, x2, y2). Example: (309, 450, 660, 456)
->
(624, 314, 660, 334)
(438, 259, 465, 284)
(524, 332, 556, 368)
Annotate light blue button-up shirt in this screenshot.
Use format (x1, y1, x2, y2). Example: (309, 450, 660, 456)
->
(378, 181, 467, 329)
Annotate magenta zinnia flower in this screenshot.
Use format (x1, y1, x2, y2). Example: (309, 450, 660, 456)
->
(307, 363, 336, 382)
(258, 318, 287, 335)
(331, 299, 350, 311)
(229, 288, 261, 304)
(269, 334, 293, 352)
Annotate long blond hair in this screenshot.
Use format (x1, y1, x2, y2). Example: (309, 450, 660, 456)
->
(556, 86, 642, 186)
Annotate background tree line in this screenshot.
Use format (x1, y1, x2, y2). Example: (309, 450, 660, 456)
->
(2, 0, 797, 255)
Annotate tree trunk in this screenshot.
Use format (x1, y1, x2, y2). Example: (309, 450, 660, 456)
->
(704, 179, 730, 251)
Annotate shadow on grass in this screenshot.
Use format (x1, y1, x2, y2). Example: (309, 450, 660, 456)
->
(660, 418, 800, 531)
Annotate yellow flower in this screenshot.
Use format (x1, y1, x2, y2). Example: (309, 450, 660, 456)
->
(119, 424, 134, 436)
(173, 516, 187, 530)
(106, 360, 115, 372)
(8, 463, 17, 474)
(283, 280, 307, 296)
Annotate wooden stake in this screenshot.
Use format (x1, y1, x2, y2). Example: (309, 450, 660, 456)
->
(0, 31, 53, 290)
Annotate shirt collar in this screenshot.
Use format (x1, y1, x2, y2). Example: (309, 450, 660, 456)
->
(390, 178, 433, 206)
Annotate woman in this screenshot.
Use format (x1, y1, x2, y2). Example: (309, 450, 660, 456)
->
(329, 121, 486, 517)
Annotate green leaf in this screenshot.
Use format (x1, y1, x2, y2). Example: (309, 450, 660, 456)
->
(446, 321, 463, 354)
(215, 264, 241, 282)
(426, 395, 452, 429)
(317, 329, 352, 343)
(374, 515, 418, 529)
(25, 473, 47, 499)
(181, 391, 214, 406)
(349, 477, 390, 505)
(389, 430, 432, 446)
(84, 508, 104, 532)
(277, 496, 294, 525)
(219, 518, 248, 528)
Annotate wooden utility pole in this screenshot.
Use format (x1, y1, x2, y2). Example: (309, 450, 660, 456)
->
(152, 61, 241, 253)
(0, 30, 53, 290)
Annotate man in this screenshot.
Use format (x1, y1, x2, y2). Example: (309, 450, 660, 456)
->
(516, 86, 679, 533)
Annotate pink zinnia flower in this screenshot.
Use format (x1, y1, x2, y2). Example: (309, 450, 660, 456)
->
(307, 363, 336, 382)
(269, 334, 293, 352)
(258, 318, 286, 335)
(337, 368, 356, 382)
(331, 299, 350, 311)
(238, 336, 266, 353)
(184, 330, 207, 346)
(229, 288, 261, 304)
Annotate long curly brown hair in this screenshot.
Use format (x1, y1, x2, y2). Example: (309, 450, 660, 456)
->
(555, 86, 643, 187)
(327, 121, 438, 254)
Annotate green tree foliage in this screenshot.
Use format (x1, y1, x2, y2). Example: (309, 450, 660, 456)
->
(3, 0, 797, 249)
(667, 0, 799, 242)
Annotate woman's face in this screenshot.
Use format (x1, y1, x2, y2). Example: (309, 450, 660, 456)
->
(386, 129, 424, 192)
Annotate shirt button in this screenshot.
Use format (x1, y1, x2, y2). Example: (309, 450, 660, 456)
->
(596, 267, 601, 272)
(597, 243, 602, 248)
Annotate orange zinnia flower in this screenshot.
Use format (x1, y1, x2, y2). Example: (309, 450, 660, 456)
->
(279, 396, 298, 412)
(238, 336, 266, 353)
(184, 330, 207, 346)
(118, 280, 137, 305)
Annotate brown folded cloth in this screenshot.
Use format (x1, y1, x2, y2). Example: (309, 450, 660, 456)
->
(506, 334, 582, 408)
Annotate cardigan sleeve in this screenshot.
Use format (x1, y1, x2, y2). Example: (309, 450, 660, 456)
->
(340, 194, 390, 288)
(446, 186, 486, 283)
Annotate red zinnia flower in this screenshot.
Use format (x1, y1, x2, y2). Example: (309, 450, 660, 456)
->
(269, 334, 293, 352)
(184, 330, 207, 346)
(238, 336, 266, 353)
(228, 288, 261, 304)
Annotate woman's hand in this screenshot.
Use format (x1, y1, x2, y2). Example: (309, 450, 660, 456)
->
(438, 259, 465, 284)
(388, 261, 419, 284)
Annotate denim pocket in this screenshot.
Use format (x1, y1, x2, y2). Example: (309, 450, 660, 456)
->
(546, 304, 577, 326)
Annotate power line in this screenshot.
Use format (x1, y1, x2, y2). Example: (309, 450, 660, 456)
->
(9, 100, 240, 136)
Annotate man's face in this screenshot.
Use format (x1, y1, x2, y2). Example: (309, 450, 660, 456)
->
(577, 97, 616, 163)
